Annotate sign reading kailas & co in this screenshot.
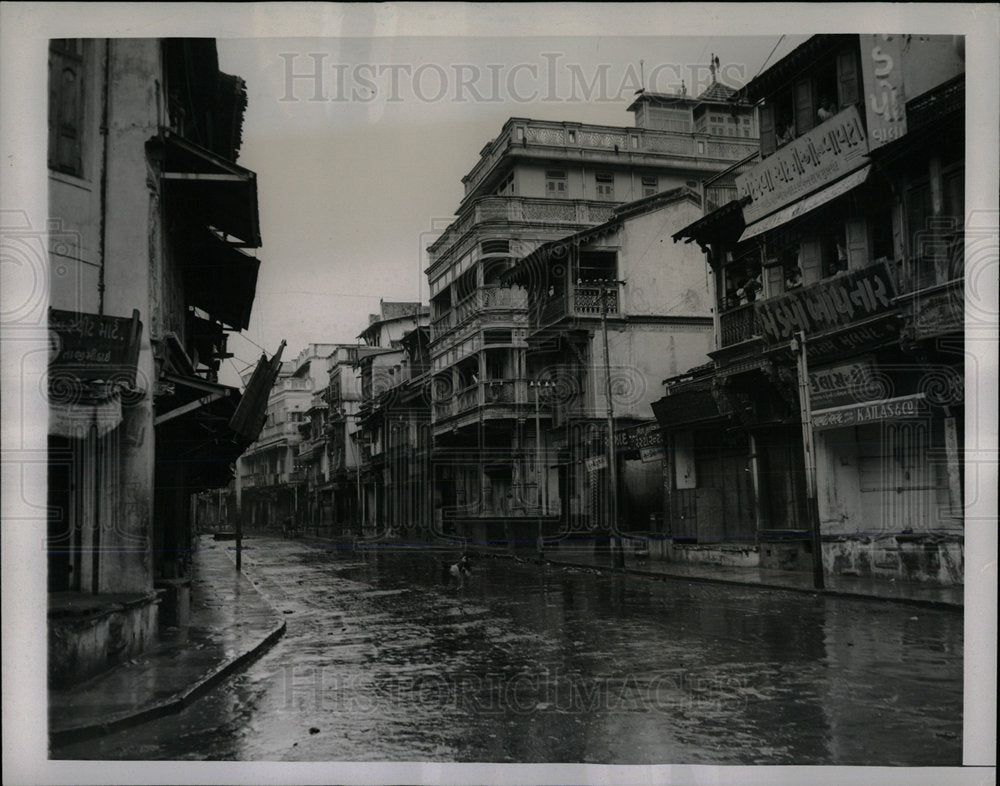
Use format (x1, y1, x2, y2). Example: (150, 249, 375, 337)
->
(737, 105, 870, 225)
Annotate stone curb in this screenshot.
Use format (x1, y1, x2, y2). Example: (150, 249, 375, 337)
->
(49, 549, 286, 749)
(470, 549, 964, 612)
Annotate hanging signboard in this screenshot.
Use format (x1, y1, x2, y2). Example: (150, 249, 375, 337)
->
(585, 455, 608, 472)
(755, 262, 897, 345)
(737, 105, 870, 225)
(808, 358, 878, 410)
(614, 421, 662, 451)
(639, 445, 666, 463)
(49, 308, 142, 385)
(859, 34, 907, 149)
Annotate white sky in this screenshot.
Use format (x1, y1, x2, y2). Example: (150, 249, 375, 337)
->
(215, 34, 808, 382)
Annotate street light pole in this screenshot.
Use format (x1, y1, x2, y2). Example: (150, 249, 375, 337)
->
(791, 331, 825, 590)
(600, 279, 626, 570)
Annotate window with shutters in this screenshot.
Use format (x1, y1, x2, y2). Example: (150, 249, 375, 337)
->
(48, 39, 85, 177)
(595, 172, 614, 201)
(494, 171, 515, 196)
(641, 175, 658, 197)
(545, 170, 567, 195)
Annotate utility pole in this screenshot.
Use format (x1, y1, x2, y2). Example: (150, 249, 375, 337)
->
(791, 331, 825, 590)
(599, 279, 626, 570)
(530, 379, 555, 556)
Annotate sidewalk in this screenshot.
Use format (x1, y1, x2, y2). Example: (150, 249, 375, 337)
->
(501, 543, 964, 610)
(49, 536, 286, 749)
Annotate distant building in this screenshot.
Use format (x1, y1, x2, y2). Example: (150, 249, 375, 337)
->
(354, 301, 431, 536)
(426, 63, 756, 545)
(46, 39, 266, 687)
(237, 343, 339, 531)
(658, 34, 965, 587)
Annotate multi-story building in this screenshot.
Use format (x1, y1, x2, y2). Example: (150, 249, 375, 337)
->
(45, 39, 266, 686)
(501, 187, 715, 550)
(353, 301, 430, 535)
(238, 360, 312, 530)
(282, 343, 338, 532)
(425, 66, 757, 544)
(355, 326, 433, 539)
(324, 343, 382, 537)
(655, 34, 965, 587)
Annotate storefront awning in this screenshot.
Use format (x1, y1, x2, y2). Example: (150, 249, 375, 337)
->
(739, 166, 872, 242)
(651, 386, 722, 430)
(183, 229, 260, 331)
(154, 372, 247, 490)
(159, 130, 261, 248)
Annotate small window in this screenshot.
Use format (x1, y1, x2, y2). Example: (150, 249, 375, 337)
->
(641, 175, 658, 197)
(630, 135, 639, 149)
(568, 130, 577, 143)
(595, 172, 614, 200)
(545, 170, 567, 195)
(494, 171, 515, 196)
(48, 39, 85, 177)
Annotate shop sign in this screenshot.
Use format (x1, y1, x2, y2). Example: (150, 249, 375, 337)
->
(755, 262, 896, 345)
(812, 393, 929, 431)
(803, 319, 899, 360)
(809, 358, 877, 410)
(860, 34, 907, 149)
(614, 421, 662, 451)
(737, 105, 870, 224)
(640, 445, 666, 463)
(49, 308, 141, 385)
(585, 455, 608, 472)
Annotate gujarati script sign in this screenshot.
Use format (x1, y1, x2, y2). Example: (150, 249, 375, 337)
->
(737, 105, 870, 225)
(860, 34, 907, 149)
(755, 263, 896, 345)
(49, 308, 142, 385)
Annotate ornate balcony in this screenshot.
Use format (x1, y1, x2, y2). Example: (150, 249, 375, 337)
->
(718, 303, 761, 348)
(536, 284, 620, 328)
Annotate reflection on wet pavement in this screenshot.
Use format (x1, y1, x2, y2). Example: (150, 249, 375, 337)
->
(53, 537, 963, 764)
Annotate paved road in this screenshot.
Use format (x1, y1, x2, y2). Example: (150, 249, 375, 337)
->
(53, 536, 963, 764)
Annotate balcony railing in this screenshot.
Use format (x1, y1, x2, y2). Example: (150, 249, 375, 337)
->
(537, 284, 620, 327)
(718, 303, 761, 348)
(434, 379, 525, 422)
(460, 118, 760, 204)
(431, 311, 452, 340)
(448, 285, 529, 331)
(428, 197, 621, 266)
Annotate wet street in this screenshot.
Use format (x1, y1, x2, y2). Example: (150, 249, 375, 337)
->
(53, 536, 963, 764)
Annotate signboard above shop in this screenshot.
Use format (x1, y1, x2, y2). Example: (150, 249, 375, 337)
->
(755, 261, 897, 346)
(812, 393, 929, 431)
(737, 105, 870, 225)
